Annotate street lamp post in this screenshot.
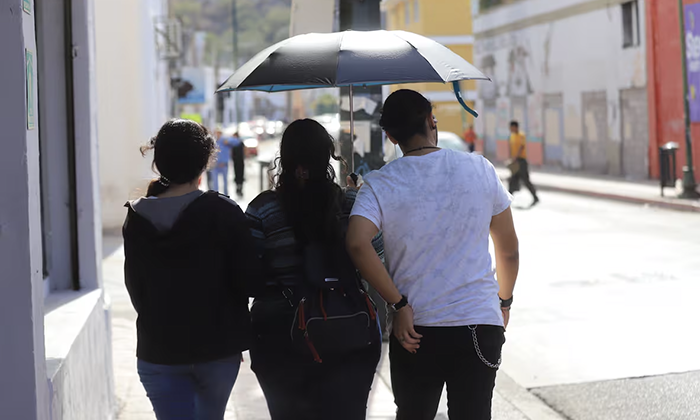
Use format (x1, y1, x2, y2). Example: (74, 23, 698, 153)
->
(232, 0, 242, 125)
(678, 0, 700, 198)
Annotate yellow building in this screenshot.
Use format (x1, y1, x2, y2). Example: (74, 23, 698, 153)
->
(382, 0, 476, 137)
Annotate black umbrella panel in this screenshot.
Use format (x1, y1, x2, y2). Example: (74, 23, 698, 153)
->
(217, 30, 491, 171)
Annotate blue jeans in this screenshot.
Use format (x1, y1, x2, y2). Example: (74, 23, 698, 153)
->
(137, 354, 242, 420)
(210, 165, 229, 196)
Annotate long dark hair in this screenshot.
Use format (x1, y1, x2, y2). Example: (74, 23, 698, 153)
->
(140, 119, 217, 197)
(275, 119, 346, 244)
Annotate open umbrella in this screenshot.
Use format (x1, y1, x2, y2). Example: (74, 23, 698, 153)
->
(216, 29, 490, 173)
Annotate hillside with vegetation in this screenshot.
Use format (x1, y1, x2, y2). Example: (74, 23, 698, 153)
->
(170, 0, 291, 66)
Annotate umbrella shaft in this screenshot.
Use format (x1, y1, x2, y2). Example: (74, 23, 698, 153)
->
(349, 85, 355, 173)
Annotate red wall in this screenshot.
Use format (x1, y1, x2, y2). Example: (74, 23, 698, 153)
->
(647, 0, 700, 181)
(494, 140, 543, 165)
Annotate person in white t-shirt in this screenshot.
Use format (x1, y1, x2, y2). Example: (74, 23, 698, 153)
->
(347, 89, 520, 420)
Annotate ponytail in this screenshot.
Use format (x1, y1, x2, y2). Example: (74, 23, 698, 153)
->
(139, 119, 216, 198)
(145, 176, 170, 197)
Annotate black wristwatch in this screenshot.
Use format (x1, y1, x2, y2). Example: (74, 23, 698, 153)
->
(389, 295, 409, 312)
(499, 295, 513, 308)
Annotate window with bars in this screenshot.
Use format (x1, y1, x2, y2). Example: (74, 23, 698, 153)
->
(35, 0, 79, 291)
(622, 0, 640, 48)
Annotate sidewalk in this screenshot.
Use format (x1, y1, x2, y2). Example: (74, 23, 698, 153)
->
(106, 155, 564, 419)
(106, 238, 560, 420)
(495, 166, 700, 213)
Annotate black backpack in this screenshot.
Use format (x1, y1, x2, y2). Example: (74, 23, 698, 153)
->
(291, 238, 379, 363)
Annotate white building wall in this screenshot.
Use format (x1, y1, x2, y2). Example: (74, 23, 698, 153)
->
(95, 0, 170, 231)
(474, 0, 648, 176)
(0, 0, 114, 418)
(289, 0, 337, 119)
(0, 2, 51, 417)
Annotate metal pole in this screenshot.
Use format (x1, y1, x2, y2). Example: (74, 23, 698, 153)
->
(232, 0, 242, 125)
(678, 0, 700, 198)
(349, 84, 355, 173)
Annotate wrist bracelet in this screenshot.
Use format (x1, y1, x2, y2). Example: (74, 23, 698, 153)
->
(499, 295, 513, 308)
(390, 295, 409, 312)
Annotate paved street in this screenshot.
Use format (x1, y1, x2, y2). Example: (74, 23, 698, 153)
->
(105, 146, 700, 419)
(503, 189, 700, 419)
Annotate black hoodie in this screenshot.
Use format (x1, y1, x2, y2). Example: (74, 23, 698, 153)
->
(123, 191, 260, 365)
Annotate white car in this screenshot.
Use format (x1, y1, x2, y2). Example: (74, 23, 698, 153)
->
(312, 113, 341, 141)
(392, 131, 469, 159)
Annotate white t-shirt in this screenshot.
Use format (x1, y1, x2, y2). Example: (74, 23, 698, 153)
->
(351, 149, 512, 327)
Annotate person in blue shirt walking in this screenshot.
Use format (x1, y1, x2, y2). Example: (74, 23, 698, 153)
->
(211, 128, 233, 196)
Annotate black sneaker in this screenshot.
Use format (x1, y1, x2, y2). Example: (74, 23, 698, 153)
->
(531, 197, 540, 207)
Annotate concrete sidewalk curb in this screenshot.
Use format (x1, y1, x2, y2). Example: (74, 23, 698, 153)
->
(496, 172, 700, 213)
(375, 344, 564, 420)
(530, 182, 700, 213)
(494, 373, 567, 420)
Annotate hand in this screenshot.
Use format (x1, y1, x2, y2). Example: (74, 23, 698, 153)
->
(501, 307, 510, 330)
(346, 175, 362, 190)
(392, 305, 423, 353)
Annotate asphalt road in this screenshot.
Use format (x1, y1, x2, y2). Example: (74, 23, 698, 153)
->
(504, 189, 700, 419)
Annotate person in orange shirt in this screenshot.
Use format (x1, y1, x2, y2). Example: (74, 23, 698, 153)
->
(463, 125, 477, 153)
(508, 121, 539, 205)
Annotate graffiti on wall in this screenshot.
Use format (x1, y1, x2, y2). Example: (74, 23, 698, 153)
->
(479, 54, 499, 107)
(507, 45, 533, 97)
(477, 36, 537, 141)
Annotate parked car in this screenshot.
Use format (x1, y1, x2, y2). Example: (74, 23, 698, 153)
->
(242, 135, 259, 158)
(233, 122, 255, 139)
(436, 131, 469, 153)
(312, 113, 341, 142)
(392, 131, 469, 159)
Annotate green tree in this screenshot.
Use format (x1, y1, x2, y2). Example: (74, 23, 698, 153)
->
(170, 0, 291, 67)
(313, 94, 339, 115)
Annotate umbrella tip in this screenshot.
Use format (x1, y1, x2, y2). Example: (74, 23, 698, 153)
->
(452, 81, 479, 118)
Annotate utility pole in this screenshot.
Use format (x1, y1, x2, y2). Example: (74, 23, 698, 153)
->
(232, 0, 242, 125)
(338, 0, 383, 178)
(678, 0, 700, 198)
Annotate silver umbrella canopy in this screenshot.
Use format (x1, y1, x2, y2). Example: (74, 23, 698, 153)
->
(217, 30, 490, 172)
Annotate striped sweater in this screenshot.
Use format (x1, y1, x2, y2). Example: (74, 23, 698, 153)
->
(245, 188, 384, 294)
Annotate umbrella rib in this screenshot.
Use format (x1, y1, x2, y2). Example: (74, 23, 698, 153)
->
(335, 31, 345, 87)
(390, 31, 445, 83)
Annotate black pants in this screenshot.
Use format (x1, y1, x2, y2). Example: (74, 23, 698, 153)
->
(508, 158, 538, 200)
(249, 300, 381, 420)
(390, 325, 505, 420)
(231, 144, 245, 188)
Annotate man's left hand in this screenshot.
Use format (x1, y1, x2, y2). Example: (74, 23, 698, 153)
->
(501, 307, 510, 330)
(393, 305, 422, 353)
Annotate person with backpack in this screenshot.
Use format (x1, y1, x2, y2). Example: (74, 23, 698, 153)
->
(123, 119, 261, 420)
(245, 119, 382, 420)
(347, 90, 520, 420)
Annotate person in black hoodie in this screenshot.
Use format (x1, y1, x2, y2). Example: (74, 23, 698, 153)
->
(123, 119, 260, 420)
